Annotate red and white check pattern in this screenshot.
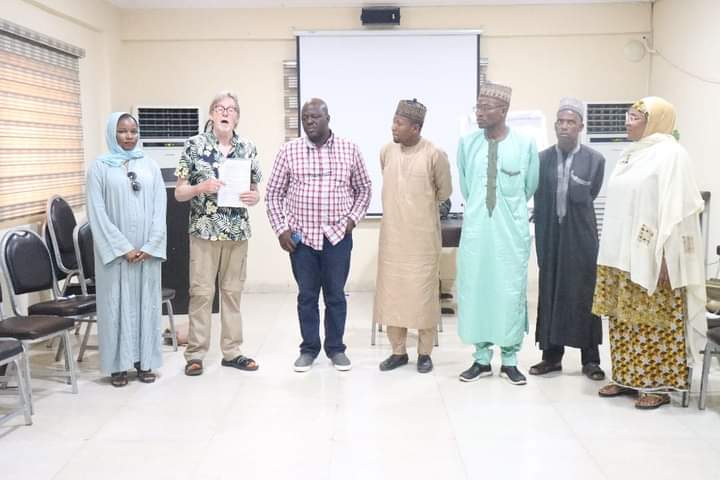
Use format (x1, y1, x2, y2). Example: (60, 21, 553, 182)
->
(265, 134, 372, 251)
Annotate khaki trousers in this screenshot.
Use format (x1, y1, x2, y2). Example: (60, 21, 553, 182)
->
(386, 326, 435, 356)
(185, 236, 248, 362)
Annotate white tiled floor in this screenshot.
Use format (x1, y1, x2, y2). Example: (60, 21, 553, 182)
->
(2, 291, 720, 480)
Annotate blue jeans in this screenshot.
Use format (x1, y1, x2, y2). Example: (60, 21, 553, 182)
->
(290, 234, 352, 357)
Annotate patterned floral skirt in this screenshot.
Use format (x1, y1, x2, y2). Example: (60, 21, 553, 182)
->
(592, 265, 689, 392)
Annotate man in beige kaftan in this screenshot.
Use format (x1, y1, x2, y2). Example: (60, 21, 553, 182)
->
(374, 99, 452, 374)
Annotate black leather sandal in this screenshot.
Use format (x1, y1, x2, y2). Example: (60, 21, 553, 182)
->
(134, 362, 157, 383)
(110, 371, 128, 387)
(221, 355, 259, 371)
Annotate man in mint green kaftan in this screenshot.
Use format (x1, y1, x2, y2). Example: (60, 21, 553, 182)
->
(456, 83, 539, 385)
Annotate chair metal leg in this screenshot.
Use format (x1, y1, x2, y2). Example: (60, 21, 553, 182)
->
(699, 340, 715, 410)
(54, 336, 64, 362)
(682, 366, 693, 408)
(20, 342, 34, 415)
(165, 299, 178, 352)
(434, 328, 439, 347)
(371, 318, 377, 346)
(438, 317, 444, 333)
(62, 330, 79, 394)
(378, 324, 383, 332)
(77, 321, 93, 362)
(14, 357, 32, 425)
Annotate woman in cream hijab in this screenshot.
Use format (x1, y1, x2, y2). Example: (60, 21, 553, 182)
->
(593, 97, 705, 409)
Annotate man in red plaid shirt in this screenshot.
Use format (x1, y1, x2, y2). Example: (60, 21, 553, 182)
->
(265, 98, 372, 372)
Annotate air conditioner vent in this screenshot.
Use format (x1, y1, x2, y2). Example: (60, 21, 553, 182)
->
(586, 102, 632, 136)
(137, 107, 200, 139)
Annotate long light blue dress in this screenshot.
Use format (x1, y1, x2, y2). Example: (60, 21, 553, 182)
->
(87, 112, 167, 374)
(456, 129, 539, 357)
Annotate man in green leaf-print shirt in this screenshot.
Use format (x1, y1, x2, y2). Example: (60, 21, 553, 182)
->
(175, 91, 262, 377)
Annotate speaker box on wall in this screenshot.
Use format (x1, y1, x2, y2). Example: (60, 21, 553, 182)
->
(360, 7, 400, 26)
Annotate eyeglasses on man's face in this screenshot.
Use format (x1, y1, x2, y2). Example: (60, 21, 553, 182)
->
(213, 105, 238, 115)
(127, 171, 141, 192)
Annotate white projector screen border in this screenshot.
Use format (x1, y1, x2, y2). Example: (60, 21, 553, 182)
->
(296, 30, 481, 216)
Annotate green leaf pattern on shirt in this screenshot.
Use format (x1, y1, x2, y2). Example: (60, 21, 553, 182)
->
(175, 131, 262, 241)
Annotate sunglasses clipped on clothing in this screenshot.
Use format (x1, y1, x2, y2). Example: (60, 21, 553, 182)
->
(127, 171, 141, 191)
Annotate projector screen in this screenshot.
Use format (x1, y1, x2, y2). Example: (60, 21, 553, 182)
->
(297, 31, 480, 215)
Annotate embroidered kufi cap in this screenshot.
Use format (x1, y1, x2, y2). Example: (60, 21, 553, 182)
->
(395, 98, 427, 124)
(478, 82, 512, 104)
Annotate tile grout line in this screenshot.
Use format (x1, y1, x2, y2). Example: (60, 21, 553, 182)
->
(434, 368, 471, 480)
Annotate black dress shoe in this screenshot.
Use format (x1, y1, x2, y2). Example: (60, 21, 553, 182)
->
(529, 360, 562, 376)
(582, 363, 606, 381)
(379, 354, 409, 371)
(417, 355, 433, 373)
(458, 362, 492, 382)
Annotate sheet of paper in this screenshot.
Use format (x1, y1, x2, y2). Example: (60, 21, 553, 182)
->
(217, 160, 251, 208)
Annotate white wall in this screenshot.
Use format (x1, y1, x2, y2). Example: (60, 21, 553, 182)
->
(1, 2, 653, 292)
(651, 0, 720, 267)
(113, 3, 651, 291)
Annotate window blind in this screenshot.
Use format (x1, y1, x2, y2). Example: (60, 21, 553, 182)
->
(0, 19, 85, 223)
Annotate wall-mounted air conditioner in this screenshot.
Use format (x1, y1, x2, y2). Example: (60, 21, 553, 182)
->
(584, 101, 632, 235)
(134, 106, 201, 175)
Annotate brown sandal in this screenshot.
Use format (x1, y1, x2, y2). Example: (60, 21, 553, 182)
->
(134, 362, 156, 383)
(110, 371, 128, 387)
(185, 359, 203, 376)
(598, 384, 636, 397)
(635, 393, 671, 410)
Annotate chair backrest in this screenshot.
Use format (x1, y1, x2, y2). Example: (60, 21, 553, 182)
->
(1, 230, 58, 309)
(0, 281, 5, 321)
(46, 195, 78, 274)
(73, 223, 95, 295)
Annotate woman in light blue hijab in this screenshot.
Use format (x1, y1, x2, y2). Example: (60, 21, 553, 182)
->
(87, 112, 167, 387)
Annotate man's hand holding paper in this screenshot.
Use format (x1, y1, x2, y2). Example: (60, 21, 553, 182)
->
(217, 160, 252, 207)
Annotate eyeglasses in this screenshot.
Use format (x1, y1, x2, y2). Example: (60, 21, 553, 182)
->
(213, 105, 238, 115)
(625, 112, 646, 123)
(473, 104, 503, 113)
(127, 171, 141, 192)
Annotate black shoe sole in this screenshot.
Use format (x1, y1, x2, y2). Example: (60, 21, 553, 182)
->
(528, 365, 562, 376)
(458, 370, 492, 382)
(500, 371, 527, 385)
(379, 360, 409, 372)
(417, 364, 433, 374)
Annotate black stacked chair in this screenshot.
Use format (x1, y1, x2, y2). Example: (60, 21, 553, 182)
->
(71, 222, 100, 360)
(1, 229, 96, 363)
(0, 338, 32, 426)
(0, 282, 78, 411)
(45, 195, 93, 296)
(73, 223, 95, 298)
(73, 222, 178, 352)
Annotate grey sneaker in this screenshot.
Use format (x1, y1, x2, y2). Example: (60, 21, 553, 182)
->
(330, 352, 352, 371)
(293, 353, 316, 372)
